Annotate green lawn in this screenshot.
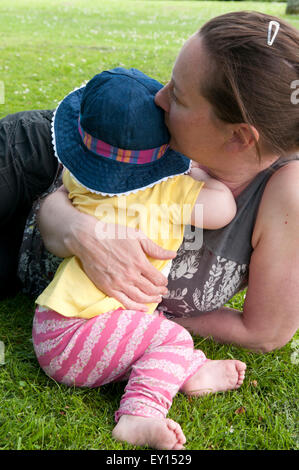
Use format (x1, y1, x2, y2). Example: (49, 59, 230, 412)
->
(0, 0, 298, 451)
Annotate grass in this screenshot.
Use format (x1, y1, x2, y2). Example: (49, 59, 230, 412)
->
(1, 0, 299, 117)
(0, 0, 298, 451)
(1, 292, 298, 450)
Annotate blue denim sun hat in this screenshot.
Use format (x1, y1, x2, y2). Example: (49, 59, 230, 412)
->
(52, 67, 191, 196)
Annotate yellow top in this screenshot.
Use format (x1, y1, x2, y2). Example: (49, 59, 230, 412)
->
(36, 170, 204, 318)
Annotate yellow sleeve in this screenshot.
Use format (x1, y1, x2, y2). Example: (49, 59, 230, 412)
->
(158, 174, 204, 226)
(62, 169, 88, 198)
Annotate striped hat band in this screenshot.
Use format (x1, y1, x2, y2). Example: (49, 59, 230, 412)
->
(78, 118, 168, 164)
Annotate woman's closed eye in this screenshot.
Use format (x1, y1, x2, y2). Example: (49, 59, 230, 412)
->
(168, 85, 179, 103)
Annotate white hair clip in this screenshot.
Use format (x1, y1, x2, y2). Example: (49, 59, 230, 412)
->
(267, 20, 280, 46)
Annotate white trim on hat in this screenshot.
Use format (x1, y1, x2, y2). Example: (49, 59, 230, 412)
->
(51, 86, 192, 198)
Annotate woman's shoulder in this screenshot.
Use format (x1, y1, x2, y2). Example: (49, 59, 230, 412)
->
(262, 159, 299, 205)
(252, 159, 299, 248)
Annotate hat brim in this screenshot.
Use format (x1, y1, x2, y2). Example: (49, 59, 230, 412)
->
(53, 86, 191, 196)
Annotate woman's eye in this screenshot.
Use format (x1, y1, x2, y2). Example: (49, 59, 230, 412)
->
(169, 88, 178, 103)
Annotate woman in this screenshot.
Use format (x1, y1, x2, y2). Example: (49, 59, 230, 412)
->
(15, 11, 299, 352)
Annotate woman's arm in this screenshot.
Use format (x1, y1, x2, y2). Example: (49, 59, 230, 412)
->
(175, 162, 299, 352)
(37, 184, 75, 258)
(37, 186, 177, 311)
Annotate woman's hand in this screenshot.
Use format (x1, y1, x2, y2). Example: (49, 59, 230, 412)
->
(68, 215, 177, 311)
(38, 187, 176, 311)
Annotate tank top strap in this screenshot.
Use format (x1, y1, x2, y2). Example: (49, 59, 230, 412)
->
(203, 155, 299, 265)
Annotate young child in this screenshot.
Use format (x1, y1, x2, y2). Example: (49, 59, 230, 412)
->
(33, 68, 246, 450)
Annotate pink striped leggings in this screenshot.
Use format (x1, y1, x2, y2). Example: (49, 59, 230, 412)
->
(32, 306, 207, 422)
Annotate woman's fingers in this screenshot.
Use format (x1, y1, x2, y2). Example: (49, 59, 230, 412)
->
(108, 286, 163, 312)
(76, 219, 176, 305)
(138, 236, 176, 287)
(92, 267, 166, 308)
(108, 291, 148, 312)
(139, 236, 176, 261)
(134, 273, 169, 297)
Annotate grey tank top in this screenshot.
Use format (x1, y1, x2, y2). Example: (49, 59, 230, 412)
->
(159, 157, 298, 318)
(18, 156, 298, 308)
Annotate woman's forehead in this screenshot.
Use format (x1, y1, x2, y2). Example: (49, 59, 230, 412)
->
(172, 35, 208, 91)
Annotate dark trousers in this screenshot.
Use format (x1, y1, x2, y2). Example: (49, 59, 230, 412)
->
(0, 110, 58, 299)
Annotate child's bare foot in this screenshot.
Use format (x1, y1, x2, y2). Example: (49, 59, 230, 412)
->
(112, 415, 186, 450)
(181, 359, 246, 396)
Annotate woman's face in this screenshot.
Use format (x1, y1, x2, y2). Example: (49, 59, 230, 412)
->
(155, 34, 230, 171)
(155, 32, 279, 188)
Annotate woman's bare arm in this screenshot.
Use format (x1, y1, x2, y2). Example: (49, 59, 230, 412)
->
(37, 185, 76, 258)
(175, 163, 299, 352)
(37, 186, 177, 311)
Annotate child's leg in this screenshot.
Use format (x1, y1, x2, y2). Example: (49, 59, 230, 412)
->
(111, 312, 207, 449)
(32, 306, 205, 449)
(33, 306, 205, 390)
(114, 315, 206, 421)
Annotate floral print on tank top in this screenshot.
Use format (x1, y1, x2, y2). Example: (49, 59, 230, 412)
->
(158, 232, 248, 319)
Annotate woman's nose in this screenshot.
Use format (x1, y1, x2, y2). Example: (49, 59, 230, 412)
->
(155, 86, 170, 113)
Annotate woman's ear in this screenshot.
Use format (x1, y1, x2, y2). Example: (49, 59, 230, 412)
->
(225, 123, 259, 153)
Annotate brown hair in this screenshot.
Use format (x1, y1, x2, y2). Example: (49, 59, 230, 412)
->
(199, 11, 299, 158)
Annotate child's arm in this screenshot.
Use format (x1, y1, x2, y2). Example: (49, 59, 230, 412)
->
(189, 166, 237, 229)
